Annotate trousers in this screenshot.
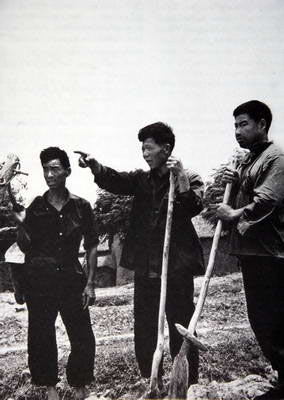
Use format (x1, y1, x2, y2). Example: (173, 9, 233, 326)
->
(241, 256, 284, 379)
(25, 292, 96, 387)
(134, 273, 198, 384)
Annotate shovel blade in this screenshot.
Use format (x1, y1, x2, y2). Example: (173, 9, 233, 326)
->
(168, 353, 189, 399)
(175, 324, 208, 351)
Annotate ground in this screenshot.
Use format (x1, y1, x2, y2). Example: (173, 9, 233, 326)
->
(0, 273, 275, 399)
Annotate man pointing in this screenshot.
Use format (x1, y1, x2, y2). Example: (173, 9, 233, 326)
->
(76, 122, 204, 391)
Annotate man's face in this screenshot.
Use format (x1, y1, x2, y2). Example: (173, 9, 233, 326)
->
(43, 158, 70, 189)
(142, 138, 169, 170)
(234, 113, 265, 149)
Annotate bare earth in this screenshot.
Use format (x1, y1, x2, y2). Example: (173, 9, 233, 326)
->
(0, 273, 275, 399)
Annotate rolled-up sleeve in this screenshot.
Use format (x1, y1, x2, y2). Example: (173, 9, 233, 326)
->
(17, 207, 33, 253)
(238, 154, 284, 234)
(176, 171, 204, 218)
(82, 201, 99, 250)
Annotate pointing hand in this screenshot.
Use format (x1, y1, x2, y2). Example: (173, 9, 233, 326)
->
(74, 151, 102, 174)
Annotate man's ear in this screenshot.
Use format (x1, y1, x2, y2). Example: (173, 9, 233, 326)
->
(66, 167, 71, 177)
(163, 143, 171, 155)
(258, 118, 267, 133)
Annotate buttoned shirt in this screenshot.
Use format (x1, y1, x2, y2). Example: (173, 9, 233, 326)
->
(95, 166, 204, 277)
(230, 142, 284, 258)
(18, 190, 98, 296)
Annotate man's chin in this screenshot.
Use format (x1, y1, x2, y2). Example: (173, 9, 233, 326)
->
(237, 142, 248, 149)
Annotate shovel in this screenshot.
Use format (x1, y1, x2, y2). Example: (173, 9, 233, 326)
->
(143, 170, 175, 399)
(168, 171, 234, 399)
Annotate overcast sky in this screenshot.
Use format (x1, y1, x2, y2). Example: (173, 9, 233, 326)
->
(1, 0, 284, 203)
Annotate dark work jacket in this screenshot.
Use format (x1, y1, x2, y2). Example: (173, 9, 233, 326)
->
(17, 190, 99, 296)
(230, 142, 284, 258)
(95, 167, 205, 277)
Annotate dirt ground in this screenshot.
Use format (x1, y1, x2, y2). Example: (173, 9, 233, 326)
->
(0, 273, 247, 357)
(0, 273, 273, 399)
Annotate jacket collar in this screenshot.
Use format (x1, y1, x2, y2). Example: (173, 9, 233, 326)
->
(241, 141, 272, 165)
(147, 168, 170, 180)
(42, 188, 77, 205)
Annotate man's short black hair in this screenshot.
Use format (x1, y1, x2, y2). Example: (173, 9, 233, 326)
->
(138, 122, 175, 151)
(233, 100, 272, 133)
(40, 147, 70, 169)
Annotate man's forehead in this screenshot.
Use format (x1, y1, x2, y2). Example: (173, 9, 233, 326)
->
(42, 158, 62, 167)
(143, 137, 156, 145)
(235, 113, 251, 123)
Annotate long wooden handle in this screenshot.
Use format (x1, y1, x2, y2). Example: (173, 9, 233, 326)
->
(157, 171, 175, 336)
(187, 181, 232, 333)
(150, 170, 175, 391)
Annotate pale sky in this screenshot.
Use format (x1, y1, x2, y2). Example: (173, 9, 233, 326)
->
(1, 0, 284, 204)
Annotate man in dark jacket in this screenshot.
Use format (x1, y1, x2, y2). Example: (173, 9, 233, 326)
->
(217, 101, 284, 400)
(13, 147, 98, 400)
(76, 122, 204, 390)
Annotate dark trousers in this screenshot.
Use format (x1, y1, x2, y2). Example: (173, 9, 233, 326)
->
(241, 256, 284, 379)
(134, 274, 198, 384)
(25, 293, 96, 387)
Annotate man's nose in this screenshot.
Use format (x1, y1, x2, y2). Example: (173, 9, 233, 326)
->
(235, 125, 242, 134)
(235, 127, 242, 137)
(46, 170, 54, 177)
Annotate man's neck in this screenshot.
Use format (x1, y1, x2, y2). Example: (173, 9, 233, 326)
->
(154, 164, 168, 177)
(47, 186, 68, 210)
(248, 139, 270, 154)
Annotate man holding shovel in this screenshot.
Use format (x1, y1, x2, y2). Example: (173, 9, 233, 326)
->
(76, 122, 204, 393)
(217, 100, 284, 400)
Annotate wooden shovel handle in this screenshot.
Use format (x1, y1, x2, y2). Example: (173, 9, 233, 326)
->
(188, 172, 234, 333)
(150, 170, 175, 392)
(157, 170, 175, 336)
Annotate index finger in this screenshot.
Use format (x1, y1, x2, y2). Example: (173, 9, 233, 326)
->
(83, 296, 90, 309)
(74, 150, 88, 158)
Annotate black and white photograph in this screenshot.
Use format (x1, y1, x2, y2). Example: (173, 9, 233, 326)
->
(0, 1, 284, 399)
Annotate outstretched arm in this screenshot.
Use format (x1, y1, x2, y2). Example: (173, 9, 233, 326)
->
(74, 150, 137, 196)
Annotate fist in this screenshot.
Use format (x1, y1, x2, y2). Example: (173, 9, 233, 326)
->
(166, 156, 184, 175)
(222, 167, 239, 185)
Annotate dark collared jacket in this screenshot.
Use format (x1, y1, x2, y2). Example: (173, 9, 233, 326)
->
(17, 190, 98, 296)
(230, 142, 284, 258)
(95, 167, 204, 277)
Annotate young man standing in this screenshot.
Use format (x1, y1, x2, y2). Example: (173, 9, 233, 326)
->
(76, 122, 204, 391)
(217, 101, 284, 400)
(13, 147, 98, 400)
